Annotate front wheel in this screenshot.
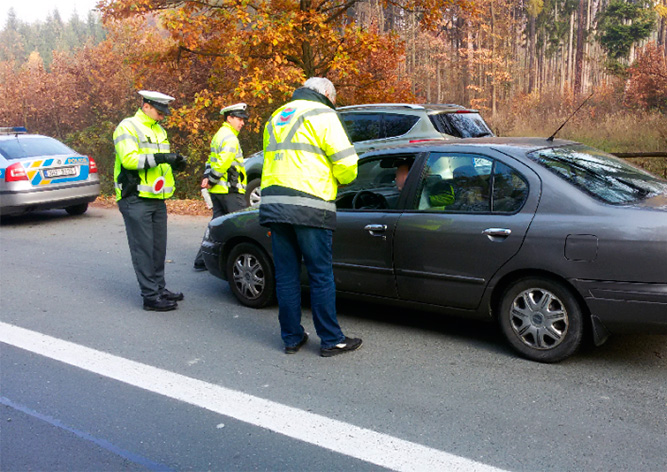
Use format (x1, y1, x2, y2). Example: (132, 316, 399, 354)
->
(245, 178, 261, 207)
(226, 242, 275, 308)
(498, 277, 584, 363)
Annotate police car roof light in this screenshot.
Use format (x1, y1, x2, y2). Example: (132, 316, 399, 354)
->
(0, 126, 28, 135)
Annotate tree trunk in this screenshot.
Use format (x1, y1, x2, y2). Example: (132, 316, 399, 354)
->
(490, 1, 496, 117)
(574, 0, 587, 96)
(528, 14, 536, 94)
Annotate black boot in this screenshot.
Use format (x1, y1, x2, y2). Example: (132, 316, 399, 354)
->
(143, 297, 178, 311)
(160, 289, 184, 301)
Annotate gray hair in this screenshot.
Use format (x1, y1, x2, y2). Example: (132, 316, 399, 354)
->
(303, 77, 336, 103)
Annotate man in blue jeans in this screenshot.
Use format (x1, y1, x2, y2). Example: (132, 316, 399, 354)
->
(259, 77, 362, 357)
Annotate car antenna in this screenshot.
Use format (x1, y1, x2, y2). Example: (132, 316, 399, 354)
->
(547, 92, 594, 142)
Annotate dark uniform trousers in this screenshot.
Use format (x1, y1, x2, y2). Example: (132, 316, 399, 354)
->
(194, 192, 246, 267)
(118, 195, 168, 300)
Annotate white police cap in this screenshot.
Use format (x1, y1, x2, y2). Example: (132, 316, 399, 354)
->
(221, 103, 249, 119)
(138, 90, 175, 115)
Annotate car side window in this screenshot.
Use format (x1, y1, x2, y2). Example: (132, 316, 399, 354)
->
(336, 155, 414, 211)
(383, 114, 419, 139)
(416, 153, 492, 212)
(339, 113, 382, 143)
(492, 162, 528, 213)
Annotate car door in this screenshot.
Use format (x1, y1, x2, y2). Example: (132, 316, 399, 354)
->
(393, 150, 541, 310)
(332, 153, 420, 298)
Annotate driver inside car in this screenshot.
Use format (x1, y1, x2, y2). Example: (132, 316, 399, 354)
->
(395, 162, 410, 191)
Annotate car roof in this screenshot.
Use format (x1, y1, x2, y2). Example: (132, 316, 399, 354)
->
(0, 133, 49, 141)
(359, 136, 578, 157)
(337, 103, 477, 113)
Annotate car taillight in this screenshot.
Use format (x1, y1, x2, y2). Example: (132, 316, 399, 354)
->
(89, 157, 98, 173)
(6, 162, 28, 182)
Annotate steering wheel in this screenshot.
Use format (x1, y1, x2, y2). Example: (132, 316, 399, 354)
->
(352, 190, 388, 210)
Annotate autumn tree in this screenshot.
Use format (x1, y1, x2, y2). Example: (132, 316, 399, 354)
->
(94, 0, 477, 187)
(624, 42, 667, 112)
(598, 0, 656, 70)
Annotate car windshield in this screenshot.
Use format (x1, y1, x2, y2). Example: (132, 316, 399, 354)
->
(528, 144, 667, 204)
(429, 112, 494, 138)
(0, 136, 76, 160)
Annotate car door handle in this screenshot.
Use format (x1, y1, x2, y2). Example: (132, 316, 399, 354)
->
(482, 228, 511, 240)
(364, 224, 387, 237)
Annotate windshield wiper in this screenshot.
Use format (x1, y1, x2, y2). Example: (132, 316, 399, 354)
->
(615, 177, 651, 198)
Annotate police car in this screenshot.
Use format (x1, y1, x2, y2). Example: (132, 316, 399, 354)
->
(0, 127, 100, 217)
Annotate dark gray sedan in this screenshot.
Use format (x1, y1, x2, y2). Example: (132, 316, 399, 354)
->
(200, 138, 667, 362)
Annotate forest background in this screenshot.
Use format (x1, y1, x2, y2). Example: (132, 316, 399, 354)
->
(1, 0, 666, 199)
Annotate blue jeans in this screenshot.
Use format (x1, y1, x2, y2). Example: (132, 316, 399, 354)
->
(270, 224, 345, 349)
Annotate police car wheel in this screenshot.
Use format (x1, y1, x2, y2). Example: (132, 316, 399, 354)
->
(65, 203, 88, 215)
(498, 277, 584, 363)
(226, 242, 275, 308)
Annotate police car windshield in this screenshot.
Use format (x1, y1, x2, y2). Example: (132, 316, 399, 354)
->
(0, 136, 76, 160)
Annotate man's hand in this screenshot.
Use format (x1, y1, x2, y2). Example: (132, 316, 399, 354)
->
(201, 178, 210, 189)
(172, 153, 188, 172)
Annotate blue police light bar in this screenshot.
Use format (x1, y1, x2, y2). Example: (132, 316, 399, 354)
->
(0, 127, 28, 134)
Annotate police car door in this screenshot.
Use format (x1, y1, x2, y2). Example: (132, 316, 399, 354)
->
(392, 150, 540, 310)
(332, 154, 409, 298)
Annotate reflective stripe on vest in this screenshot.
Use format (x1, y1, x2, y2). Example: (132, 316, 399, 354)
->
(265, 108, 333, 157)
(260, 195, 336, 212)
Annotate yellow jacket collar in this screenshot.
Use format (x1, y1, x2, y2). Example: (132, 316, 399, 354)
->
(135, 108, 159, 126)
(222, 121, 240, 136)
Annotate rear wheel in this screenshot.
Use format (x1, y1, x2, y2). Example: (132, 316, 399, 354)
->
(226, 242, 275, 308)
(65, 203, 88, 215)
(498, 277, 584, 363)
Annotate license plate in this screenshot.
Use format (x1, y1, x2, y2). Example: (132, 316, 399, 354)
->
(44, 167, 77, 178)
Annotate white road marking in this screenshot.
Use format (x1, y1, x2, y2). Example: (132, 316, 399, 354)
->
(0, 322, 507, 472)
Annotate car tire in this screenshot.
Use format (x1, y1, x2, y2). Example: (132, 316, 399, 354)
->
(245, 178, 261, 207)
(65, 203, 88, 215)
(226, 242, 275, 308)
(498, 277, 584, 363)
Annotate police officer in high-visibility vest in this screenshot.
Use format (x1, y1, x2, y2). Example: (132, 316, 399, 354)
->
(193, 103, 249, 271)
(259, 77, 362, 357)
(113, 90, 187, 312)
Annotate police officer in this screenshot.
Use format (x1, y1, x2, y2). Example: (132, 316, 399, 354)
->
(113, 90, 187, 311)
(259, 77, 362, 357)
(193, 103, 249, 271)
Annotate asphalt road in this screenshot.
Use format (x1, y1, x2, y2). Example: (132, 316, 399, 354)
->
(1, 207, 665, 471)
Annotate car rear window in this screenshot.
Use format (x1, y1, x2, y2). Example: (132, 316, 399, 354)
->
(0, 136, 76, 160)
(528, 144, 667, 204)
(429, 112, 494, 138)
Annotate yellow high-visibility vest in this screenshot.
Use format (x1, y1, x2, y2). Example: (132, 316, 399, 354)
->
(113, 109, 175, 201)
(207, 122, 246, 195)
(260, 97, 358, 229)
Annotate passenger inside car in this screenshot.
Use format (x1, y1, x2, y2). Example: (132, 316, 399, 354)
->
(448, 165, 490, 212)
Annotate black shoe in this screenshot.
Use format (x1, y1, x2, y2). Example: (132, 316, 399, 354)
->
(143, 297, 178, 312)
(285, 333, 309, 354)
(160, 289, 184, 301)
(320, 337, 362, 357)
(193, 262, 207, 272)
